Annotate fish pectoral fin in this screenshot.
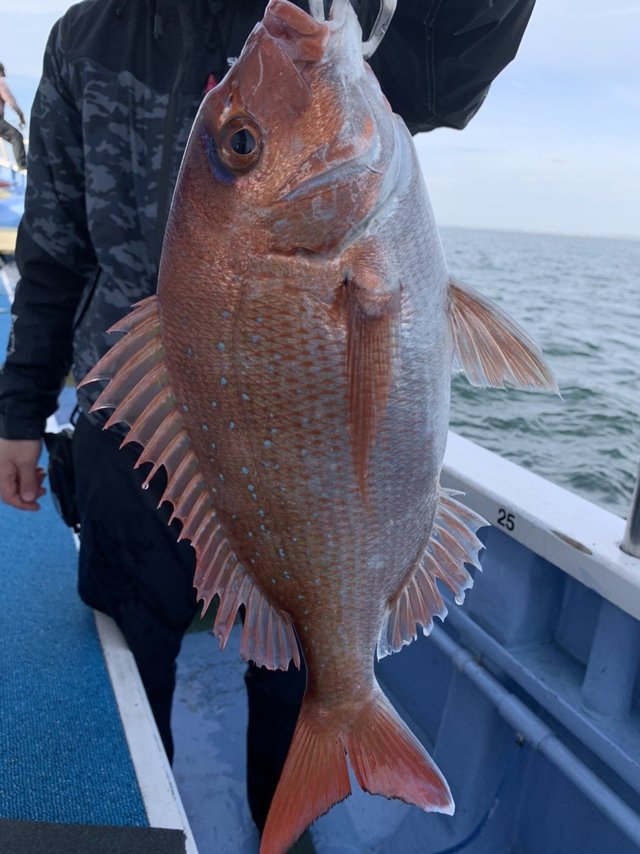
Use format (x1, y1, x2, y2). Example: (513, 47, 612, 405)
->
(377, 489, 487, 658)
(79, 296, 300, 672)
(448, 277, 558, 392)
(344, 271, 401, 498)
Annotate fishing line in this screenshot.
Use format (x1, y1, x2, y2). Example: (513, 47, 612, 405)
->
(429, 736, 525, 854)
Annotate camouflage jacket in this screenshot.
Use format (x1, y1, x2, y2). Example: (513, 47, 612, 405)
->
(0, 0, 535, 439)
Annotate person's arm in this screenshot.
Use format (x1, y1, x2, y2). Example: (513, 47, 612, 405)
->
(0, 78, 26, 126)
(0, 18, 96, 509)
(360, 0, 536, 133)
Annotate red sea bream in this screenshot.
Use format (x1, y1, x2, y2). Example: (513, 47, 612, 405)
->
(81, 1, 556, 851)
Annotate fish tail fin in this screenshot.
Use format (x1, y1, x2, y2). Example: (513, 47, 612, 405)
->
(260, 703, 351, 854)
(261, 687, 453, 854)
(345, 688, 454, 815)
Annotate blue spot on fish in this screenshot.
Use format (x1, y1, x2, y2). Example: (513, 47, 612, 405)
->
(220, 377, 228, 386)
(201, 132, 234, 185)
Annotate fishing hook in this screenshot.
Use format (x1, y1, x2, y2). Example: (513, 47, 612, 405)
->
(362, 0, 397, 59)
(308, 0, 326, 20)
(307, 1, 397, 59)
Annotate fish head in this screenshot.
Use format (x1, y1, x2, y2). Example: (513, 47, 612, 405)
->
(171, 0, 397, 258)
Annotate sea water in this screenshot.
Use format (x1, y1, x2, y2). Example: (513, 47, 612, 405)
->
(442, 226, 640, 519)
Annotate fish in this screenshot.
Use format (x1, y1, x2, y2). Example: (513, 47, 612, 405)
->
(80, 0, 556, 851)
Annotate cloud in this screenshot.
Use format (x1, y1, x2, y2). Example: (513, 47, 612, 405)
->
(516, 1, 640, 73)
(3, 1, 69, 13)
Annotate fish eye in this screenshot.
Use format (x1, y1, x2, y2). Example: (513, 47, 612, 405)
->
(218, 116, 262, 172)
(230, 128, 256, 155)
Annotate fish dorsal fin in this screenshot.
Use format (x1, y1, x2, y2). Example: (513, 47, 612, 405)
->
(80, 296, 300, 671)
(448, 277, 558, 392)
(377, 489, 487, 658)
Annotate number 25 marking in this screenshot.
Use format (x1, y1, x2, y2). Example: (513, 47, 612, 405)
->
(497, 508, 515, 532)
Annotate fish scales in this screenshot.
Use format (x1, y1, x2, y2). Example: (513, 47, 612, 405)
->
(81, 1, 556, 851)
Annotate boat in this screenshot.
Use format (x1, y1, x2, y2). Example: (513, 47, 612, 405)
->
(1, 245, 639, 852)
(0, 139, 25, 257)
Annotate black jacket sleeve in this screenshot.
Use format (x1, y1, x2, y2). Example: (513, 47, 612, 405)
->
(362, 0, 536, 133)
(0, 21, 97, 440)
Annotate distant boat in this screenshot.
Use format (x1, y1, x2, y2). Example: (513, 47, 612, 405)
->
(0, 138, 26, 256)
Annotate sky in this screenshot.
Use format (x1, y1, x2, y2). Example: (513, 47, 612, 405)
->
(1, 0, 639, 239)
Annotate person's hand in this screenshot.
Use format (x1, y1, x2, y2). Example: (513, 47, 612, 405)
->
(0, 438, 46, 511)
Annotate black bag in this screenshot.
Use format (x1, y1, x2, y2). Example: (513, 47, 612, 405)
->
(43, 425, 80, 533)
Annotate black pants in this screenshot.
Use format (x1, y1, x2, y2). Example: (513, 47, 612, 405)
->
(72, 413, 305, 828)
(0, 119, 26, 169)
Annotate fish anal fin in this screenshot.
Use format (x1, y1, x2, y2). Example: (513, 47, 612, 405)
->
(378, 489, 487, 658)
(344, 270, 400, 498)
(80, 296, 299, 672)
(449, 277, 558, 392)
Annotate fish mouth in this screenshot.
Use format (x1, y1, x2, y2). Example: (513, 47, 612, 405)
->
(263, 0, 356, 65)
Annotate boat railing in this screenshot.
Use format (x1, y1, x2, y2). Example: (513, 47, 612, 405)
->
(443, 431, 640, 620)
(621, 464, 640, 558)
(438, 432, 640, 795)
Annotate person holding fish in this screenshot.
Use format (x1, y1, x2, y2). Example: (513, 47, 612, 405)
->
(0, 62, 27, 172)
(0, 0, 540, 842)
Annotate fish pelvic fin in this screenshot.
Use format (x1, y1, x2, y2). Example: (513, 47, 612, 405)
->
(261, 686, 453, 853)
(378, 488, 487, 658)
(448, 277, 559, 393)
(344, 271, 400, 499)
(79, 296, 300, 672)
